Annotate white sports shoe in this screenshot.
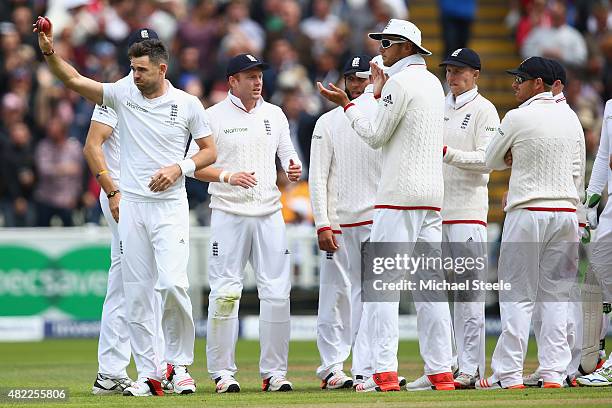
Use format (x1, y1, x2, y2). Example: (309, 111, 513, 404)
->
(454, 372, 478, 389)
(405, 375, 434, 391)
(353, 375, 368, 388)
(262, 376, 293, 392)
(166, 364, 196, 394)
(215, 375, 241, 393)
(576, 365, 612, 387)
(321, 371, 353, 389)
(475, 377, 525, 390)
(354, 376, 380, 392)
(92, 373, 134, 395)
(522, 370, 542, 387)
(122, 378, 164, 396)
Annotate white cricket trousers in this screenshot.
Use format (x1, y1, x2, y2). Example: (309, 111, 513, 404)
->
(206, 209, 291, 380)
(119, 197, 195, 379)
(491, 210, 577, 387)
(97, 193, 166, 378)
(316, 224, 373, 379)
(364, 208, 453, 374)
(442, 223, 486, 377)
(591, 201, 612, 303)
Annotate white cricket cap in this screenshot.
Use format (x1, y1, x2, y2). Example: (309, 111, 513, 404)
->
(356, 55, 388, 78)
(368, 19, 432, 56)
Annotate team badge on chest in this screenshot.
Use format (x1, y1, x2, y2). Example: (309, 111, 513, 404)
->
(264, 119, 272, 136)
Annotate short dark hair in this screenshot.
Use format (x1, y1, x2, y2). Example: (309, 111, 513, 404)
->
(128, 39, 169, 65)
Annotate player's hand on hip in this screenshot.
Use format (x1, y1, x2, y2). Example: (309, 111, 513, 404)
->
(317, 82, 350, 107)
(33, 16, 54, 54)
(318, 229, 339, 252)
(287, 159, 302, 182)
(109, 192, 120, 222)
(230, 171, 257, 189)
(370, 61, 388, 97)
(504, 149, 513, 167)
(149, 164, 182, 192)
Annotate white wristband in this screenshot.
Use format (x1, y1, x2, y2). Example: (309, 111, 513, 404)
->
(219, 170, 229, 183)
(227, 173, 234, 185)
(177, 158, 196, 176)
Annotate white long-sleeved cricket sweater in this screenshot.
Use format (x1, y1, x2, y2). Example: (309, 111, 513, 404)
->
(344, 54, 446, 210)
(309, 85, 382, 233)
(486, 92, 585, 213)
(586, 99, 612, 198)
(207, 92, 300, 216)
(442, 87, 500, 225)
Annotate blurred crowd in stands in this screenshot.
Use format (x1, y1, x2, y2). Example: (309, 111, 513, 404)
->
(0, 0, 610, 228)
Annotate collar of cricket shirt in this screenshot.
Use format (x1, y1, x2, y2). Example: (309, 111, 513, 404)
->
(386, 54, 426, 77)
(228, 90, 263, 114)
(519, 91, 554, 108)
(446, 86, 479, 110)
(364, 84, 374, 94)
(554, 91, 567, 104)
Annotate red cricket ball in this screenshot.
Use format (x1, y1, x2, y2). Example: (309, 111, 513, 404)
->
(36, 16, 51, 35)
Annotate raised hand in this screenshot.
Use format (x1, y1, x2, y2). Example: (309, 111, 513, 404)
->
(317, 82, 350, 107)
(370, 60, 388, 97)
(33, 16, 54, 55)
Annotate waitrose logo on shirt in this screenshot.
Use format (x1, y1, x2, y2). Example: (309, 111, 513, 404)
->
(224, 127, 248, 134)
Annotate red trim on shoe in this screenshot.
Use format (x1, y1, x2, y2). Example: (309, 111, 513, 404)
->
(507, 384, 526, 389)
(443, 219, 487, 226)
(262, 378, 270, 391)
(146, 378, 164, 396)
(443, 145, 447, 156)
(596, 358, 606, 370)
(373, 371, 400, 391)
(375, 205, 441, 211)
(166, 363, 174, 380)
(543, 382, 561, 388)
(427, 372, 455, 390)
(525, 207, 576, 212)
(339, 220, 373, 228)
(579, 223, 586, 227)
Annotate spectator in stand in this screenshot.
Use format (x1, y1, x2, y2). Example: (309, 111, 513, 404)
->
(514, 0, 551, 50)
(439, 0, 476, 58)
(301, 0, 340, 44)
(522, 0, 588, 68)
(225, 0, 265, 55)
(1, 122, 36, 227)
(281, 87, 317, 176)
(174, 0, 221, 80)
(33, 116, 83, 227)
(267, 0, 313, 70)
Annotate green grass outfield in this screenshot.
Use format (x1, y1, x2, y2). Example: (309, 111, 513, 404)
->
(0, 338, 610, 407)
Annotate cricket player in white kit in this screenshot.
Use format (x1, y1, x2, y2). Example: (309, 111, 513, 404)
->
(34, 20, 217, 396)
(83, 29, 170, 396)
(309, 55, 382, 389)
(438, 48, 500, 388)
(319, 19, 455, 392)
(522, 60, 587, 388)
(481, 57, 585, 389)
(192, 54, 301, 393)
(576, 97, 612, 386)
